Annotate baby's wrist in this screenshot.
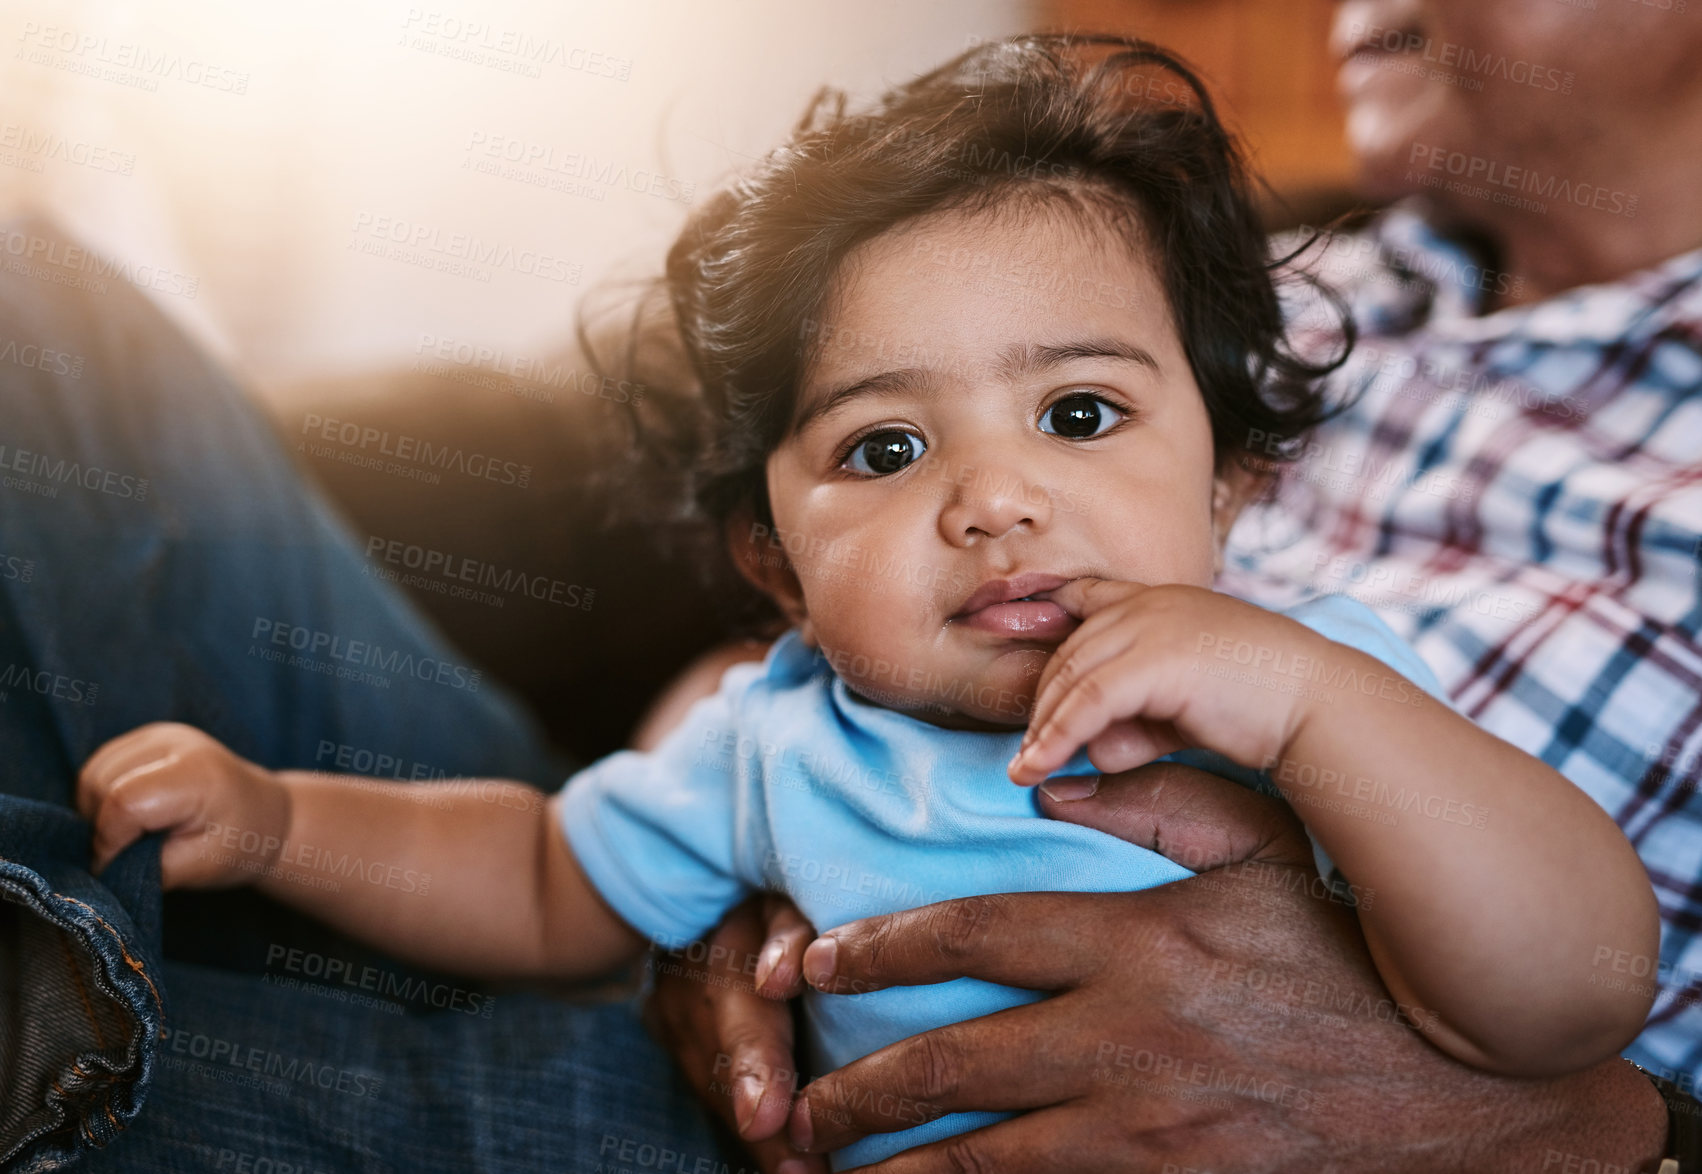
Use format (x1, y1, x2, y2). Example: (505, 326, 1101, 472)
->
(232, 764, 296, 889)
(1264, 627, 1340, 762)
(258, 767, 293, 872)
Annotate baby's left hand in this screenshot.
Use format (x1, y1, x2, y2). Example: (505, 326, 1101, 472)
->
(1007, 580, 1331, 785)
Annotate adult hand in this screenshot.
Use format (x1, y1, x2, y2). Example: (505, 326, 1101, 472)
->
(647, 892, 828, 1174)
(785, 762, 1669, 1172)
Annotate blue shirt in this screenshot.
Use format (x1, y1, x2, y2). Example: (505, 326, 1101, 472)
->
(560, 593, 1445, 1168)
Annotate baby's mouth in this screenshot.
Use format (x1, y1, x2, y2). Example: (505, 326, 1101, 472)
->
(950, 574, 1079, 641)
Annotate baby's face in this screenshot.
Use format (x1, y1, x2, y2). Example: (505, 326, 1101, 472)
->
(761, 201, 1231, 730)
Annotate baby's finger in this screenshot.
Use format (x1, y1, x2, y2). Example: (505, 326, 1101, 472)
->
(1010, 659, 1161, 785)
(1082, 718, 1187, 776)
(1022, 581, 1153, 744)
(77, 721, 192, 813)
(1043, 577, 1148, 622)
(90, 758, 204, 874)
(77, 725, 178, 818)
(1023, 623, 1145, 756)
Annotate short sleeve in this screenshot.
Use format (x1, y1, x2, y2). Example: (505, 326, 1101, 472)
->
(557, 662, 765, 950)
(1283, 594, 1452, 708)
(1270, 594, 1455, 886)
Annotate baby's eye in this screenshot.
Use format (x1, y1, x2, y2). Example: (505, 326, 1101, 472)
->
(843, 429, 927, 476)
(1039, 394, 1123, 440)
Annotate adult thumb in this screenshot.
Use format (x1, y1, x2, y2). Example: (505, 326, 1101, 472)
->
(1038, 759, 1314, 873)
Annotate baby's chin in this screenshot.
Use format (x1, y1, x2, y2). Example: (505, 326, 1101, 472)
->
(822, 640, 1051, 729)
(840, 672, 1040, 731)
(851, 680, 1034, 728)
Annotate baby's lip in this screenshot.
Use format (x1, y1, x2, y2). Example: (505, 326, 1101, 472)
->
(951, 573, 1073, 619)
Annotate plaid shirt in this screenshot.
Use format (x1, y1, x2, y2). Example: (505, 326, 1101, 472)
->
(1219, 200, 1702, 1081)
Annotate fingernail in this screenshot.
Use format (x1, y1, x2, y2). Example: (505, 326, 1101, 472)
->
(1040, 774, 1100, 802)
(735, 1074, 764, 1134)
(802, 937, 837, 991)
(1007, 745, 1030, 773)
(789, 1093, 814, 1152)
(754, 938, 784, 992)
(776, 1160, 809, 1174)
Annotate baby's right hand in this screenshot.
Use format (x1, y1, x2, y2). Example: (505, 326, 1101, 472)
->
(76, 722, 290, 890)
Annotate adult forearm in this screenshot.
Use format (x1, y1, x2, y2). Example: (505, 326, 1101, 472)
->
(254, 770, 554, 978)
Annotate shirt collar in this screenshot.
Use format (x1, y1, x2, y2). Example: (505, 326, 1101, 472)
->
(1349, 198, 1702, 348)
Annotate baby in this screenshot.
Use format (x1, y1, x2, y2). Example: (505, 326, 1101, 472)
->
(79, 34, 1657, 1171)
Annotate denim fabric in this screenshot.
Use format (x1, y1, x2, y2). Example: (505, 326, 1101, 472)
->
(0, 805, 164, 1168)
(74, 961, 734, 1174)
(0, 217, 731, 1171)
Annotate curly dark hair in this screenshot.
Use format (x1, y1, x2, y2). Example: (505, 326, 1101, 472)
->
(580, 31, 1350, 601)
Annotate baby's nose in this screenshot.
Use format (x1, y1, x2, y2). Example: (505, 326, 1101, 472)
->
(937, 463, 1054, 543)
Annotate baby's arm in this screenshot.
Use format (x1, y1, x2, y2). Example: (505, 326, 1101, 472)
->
(256, 769, 641, 979)
(1010, 581, 1660, 1077)
(1259, 634, 1658, 1076)
(78, 722, 643, 981)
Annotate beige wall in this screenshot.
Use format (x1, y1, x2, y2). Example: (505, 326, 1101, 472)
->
(0, 0, 1028, 400)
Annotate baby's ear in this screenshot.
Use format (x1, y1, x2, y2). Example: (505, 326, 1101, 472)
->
(724, 509, 813, 640)
(1209, 456, 1270, 569)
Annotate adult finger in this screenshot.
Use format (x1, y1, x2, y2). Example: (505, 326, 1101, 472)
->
(746, 1134, 827, 1174)
(1040, 759, 1313, 872)
(789, 1003, 1091, 1154)
(692, 900, 801, 1141)
(802, 892, 1110, 996)
(754, 893, 816, 999)
(646, 899, 824, 1174)
(837, 1103, 1115, 1174)
(657, 978, 823, 1174)
(714, 982, 810, 1144)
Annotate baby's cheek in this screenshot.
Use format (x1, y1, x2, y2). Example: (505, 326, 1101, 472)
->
(1111, 523, 1219, 588)
(801, 570, 880, 642)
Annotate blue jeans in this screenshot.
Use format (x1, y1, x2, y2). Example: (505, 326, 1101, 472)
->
(0, 217, 733, 1172)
